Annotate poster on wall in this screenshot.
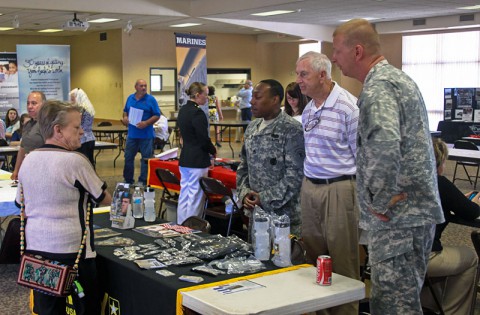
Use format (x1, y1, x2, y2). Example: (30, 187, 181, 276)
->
(463, 107, 473, 121)
(175, 33, 207, 108)
(455, 109, 463, 120)
(0, 53, 19, 119)
(474, 110, 480, 123)
(17, 45, 70, 113)
(456, 88, 474, 108)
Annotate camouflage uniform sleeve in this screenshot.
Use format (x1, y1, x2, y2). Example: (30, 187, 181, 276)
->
(259, 124, 305, 212)
(362, 81, 402, 214)
(236, 141, 251, 204)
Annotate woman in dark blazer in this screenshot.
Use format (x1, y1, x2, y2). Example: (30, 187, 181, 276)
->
(176, 82, 216, 224)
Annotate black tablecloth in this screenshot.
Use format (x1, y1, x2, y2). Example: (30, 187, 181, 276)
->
(93, 213, 275, 315)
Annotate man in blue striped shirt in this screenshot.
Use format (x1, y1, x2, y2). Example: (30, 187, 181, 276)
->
(296, 51, 360, 315)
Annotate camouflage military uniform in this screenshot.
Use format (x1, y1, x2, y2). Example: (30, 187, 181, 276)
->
(237, 111, 305, 235)
(356, 60, 445, 314)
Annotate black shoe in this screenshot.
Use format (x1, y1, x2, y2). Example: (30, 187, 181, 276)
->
(215, 142, 222, 147)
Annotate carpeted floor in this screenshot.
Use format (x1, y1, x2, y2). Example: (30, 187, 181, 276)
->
(0, 264, 30, 315)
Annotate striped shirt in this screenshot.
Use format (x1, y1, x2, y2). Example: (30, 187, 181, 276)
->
(302, 82, 359, 179)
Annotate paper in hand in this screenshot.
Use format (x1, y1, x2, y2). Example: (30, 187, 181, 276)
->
(128, 107, 144, 126)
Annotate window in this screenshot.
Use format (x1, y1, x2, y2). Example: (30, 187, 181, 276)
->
(299, 42, 321, 57)
(402, 31, 480, 130)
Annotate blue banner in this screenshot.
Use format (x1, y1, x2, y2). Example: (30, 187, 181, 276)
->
(17, 45, 70, 113)
(0, 53, 19, 119)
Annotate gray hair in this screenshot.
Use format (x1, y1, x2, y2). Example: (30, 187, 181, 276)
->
(38, 100, 82, 140)
(297, 51, 332, 79)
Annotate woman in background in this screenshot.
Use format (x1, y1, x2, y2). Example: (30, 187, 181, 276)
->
(10, 113, 31, 146)
(176, 82, 216, 224)
(0, 118, 6, 140)
(284, 82, 308, 123)
(5, 108, 20, 140)
(208, 86, 223, 147)
(10, 113, 31, 169)
(421, 137, 479, 314)
(16, 100, 111, 315)
(70, 88, 96, 165)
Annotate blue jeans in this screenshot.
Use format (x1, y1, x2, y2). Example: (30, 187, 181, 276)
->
(241, 108, 252, 132)
(123, 137, 153, 184)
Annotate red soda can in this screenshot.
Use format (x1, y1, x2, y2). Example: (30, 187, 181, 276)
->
(316, 255, 332, 286)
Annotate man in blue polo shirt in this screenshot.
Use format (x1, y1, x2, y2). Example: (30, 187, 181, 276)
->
(121, 79, 160, 185)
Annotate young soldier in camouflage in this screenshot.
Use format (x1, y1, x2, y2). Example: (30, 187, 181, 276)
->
(332, 19, 444, 314)
(236, 79, 305, 236)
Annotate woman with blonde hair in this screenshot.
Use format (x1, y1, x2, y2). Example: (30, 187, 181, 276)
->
(176, 82, 216, 224)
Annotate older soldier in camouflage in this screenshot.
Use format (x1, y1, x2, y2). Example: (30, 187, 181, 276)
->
(333, 19, 444, 314)
(236, 79, 305, 236)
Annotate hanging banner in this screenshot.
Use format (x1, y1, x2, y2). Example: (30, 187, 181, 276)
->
(0, 53, 19, 119)
(175, 33, 207, 108)
(17, 45, 70, 113)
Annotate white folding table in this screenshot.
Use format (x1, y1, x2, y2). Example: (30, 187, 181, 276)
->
(181, 266, 365, 315)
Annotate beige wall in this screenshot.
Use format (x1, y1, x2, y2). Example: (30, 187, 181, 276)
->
(70, 30, 124, 120)
(0, 32, 124, 119)
(0, 30, 405, 119)
(318, 34, 403, 98)
(0, 34, 68, 50)
(120, 30, 271, 93)
(380, 33, 402, 69)
(120, 30, 283, 116)
(270, 42, 300, 92)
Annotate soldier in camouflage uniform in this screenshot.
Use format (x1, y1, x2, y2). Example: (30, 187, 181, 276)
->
(236, 79, 305, 236)
(333, 19, 444, 314)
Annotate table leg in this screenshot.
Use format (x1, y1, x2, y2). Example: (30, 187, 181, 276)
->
(114, 132, 124, 168)
(94, 150, 101, 165)
(228, 127, 234, 158)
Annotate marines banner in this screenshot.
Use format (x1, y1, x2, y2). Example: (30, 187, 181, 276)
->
(175, 33, 207, 108)
(0, 53, 19, 119)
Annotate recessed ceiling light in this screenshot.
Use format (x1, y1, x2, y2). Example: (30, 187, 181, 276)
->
(447, 24, 480, 29)
(0, 27, 14, 31)
(458, 5, 480, 10)
(38, 29, 63, 33)
(339, 17, 380, 22)
(251, 10, 295, 17)
(89, 18, 120, 23)
(169, 23, 202, 28)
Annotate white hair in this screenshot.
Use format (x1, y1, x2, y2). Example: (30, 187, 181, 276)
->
(297, 51, 332, 79)
(69, 88, 95, 116)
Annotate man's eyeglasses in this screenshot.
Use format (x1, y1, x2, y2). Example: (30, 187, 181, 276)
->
(304, 108, 324, 132)
(304, 116, 321, 132)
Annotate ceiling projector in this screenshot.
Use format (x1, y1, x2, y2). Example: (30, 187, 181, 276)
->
(62, 13, 89, 31)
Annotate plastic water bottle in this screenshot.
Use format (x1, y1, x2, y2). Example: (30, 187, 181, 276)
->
(132, 187, 144, 219)
(225, 199, 233, 214)
(110, 184, 123, 216)
(144, 186, 156, 222)
(253, 207, 271, 261)
(272, 215, 292, 267)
